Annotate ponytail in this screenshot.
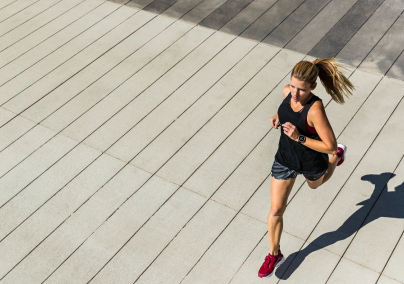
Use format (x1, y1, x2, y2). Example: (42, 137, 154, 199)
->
(291, 58, 355, 104)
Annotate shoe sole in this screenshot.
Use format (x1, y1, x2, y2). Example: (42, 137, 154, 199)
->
(261, 256, 285, 279)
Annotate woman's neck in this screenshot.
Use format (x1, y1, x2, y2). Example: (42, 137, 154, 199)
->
(290, 92, 314, 109)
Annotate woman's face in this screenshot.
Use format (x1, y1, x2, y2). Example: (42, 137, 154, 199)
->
(290, 76, 316, 103)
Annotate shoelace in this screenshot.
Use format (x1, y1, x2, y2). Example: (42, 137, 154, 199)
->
(264, 255, 271, 267)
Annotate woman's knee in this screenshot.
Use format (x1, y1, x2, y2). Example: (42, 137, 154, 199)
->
(306, 179, 323, 189)
(269, 206, 286, 217)
(307, 182, 320, 189)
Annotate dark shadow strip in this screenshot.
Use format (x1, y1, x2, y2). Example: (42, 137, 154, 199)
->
(309, 0, 386, 58)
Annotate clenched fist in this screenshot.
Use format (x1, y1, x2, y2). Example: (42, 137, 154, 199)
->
(269, 114, 281, 129)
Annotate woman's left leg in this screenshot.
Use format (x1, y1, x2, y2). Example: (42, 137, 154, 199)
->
(306, 154, 341, 189)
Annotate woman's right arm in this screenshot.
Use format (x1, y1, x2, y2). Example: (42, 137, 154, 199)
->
(270, 113, 280, 129)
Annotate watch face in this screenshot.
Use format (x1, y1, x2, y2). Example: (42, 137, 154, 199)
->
(298, 135, 305, 142)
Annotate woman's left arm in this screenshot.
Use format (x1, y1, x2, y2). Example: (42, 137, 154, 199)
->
(282, 102, 338, 155)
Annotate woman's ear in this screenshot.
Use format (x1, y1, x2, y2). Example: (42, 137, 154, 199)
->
(311, 82, 317, 90)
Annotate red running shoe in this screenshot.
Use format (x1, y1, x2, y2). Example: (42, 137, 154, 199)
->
(336, 144, 347, 166)
(258, 249, 285, 278)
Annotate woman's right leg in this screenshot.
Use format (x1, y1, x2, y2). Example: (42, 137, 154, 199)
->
(268, 176, 296, 255)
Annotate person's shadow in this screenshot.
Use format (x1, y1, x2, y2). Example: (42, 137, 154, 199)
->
(276, 172, 404, 279)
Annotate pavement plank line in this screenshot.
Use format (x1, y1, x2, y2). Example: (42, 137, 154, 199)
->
(0, 0, 87, 52)
(176, 155, 272, 283)
(94, 36, 257, 162)
(0, 7, 180, 209)
(0, 0, 226, 208)
(69, 47, 286, 282)
(309, 0, 386, 58)
(260, 61, 356, 213)
(179, 59, 354, 284)
(143, 0, 179, 14)
(199, 0, 256, 31)
(0, 11, 226, 207)
(1, 152, 131, 279)
(0, 0, 20, 12)
(49, 5, 252, 151)
(2, 38, 274, 284)
(158, 0, 206, 20)
(0, 7, 146, 179)
(0, 133, 80, 209)
(124, 0, 402, 78)
(82, 2, 306, 158)
(0, 2, 134, 109)
(124, 72, 295, 284)
(0, 13, 188, 153)
(0, 0, 40, 24)
(181, 0, 230, 24)
(0, 0, 109, 96)
(2, 34, 252, 280)
(0, 0, 246, 131)
(385, 49, 404, 78)
(379, 228, 404, 283)
(23, 44, 348, 284)
(274, 77, 404, 282)
(154, 52, 304, 284)
(331, 168, 404, 283)
(274, 80, 381, 281)
(0, 2, 252, 282)
(359, 12, 404, 77)
(262, 0, 331, 48)
(0, 0, 99, 53)
(285, 0, 359, 55)
(179, 73, 292, 200)
(280, 67, 376, 212)
(385, 46, 404, 80)
(358, 11, 404, 73)
(90, 49, 298, 283)
(133, 47, 283, 282)
(305, 76, 404, 256)
(336, 0, 404, 68)
(19, 14, 177, 129)
(228, 67, 382, 282)
(227, 229, 267, 284)
(325, 108, 404, 280)
(3, 0, 404, 282)
(240, 0, 307, 42)
(219, 0, 279, 36)
(78, 32, 237, 153)
(0, 142, 103, 279)
(0, 11, 202, 213)
(0, 0, 63, 37)
(325, 99, 404, 282)
(46, 36, 258, 283)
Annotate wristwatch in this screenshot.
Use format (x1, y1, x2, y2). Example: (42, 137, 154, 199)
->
(297, 135, 306, 144)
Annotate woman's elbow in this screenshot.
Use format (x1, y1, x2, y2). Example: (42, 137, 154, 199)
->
(323, 142, 338, 155)
(329, 144, 338, 155)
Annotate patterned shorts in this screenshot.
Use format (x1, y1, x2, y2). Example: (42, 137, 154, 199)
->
(270, 159, 327, 181)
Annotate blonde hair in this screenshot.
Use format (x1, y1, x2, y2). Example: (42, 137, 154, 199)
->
(291, 58, 355, 104)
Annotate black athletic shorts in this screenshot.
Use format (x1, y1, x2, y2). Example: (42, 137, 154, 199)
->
(270, 159, 327, 181)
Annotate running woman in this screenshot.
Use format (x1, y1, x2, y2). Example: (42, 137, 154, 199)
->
(258, 58, 354, 278)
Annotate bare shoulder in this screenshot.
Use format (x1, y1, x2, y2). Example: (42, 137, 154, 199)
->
(308, 100, 328, 124)
(282, 84, 290, 98)
(310, 100, 325, 114)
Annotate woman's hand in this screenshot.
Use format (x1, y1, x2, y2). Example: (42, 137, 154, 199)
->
(282, 122, 300, 141)
(269, 114, 280, 129)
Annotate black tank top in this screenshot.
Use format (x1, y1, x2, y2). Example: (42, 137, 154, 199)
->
(275, 93, 328, 174)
